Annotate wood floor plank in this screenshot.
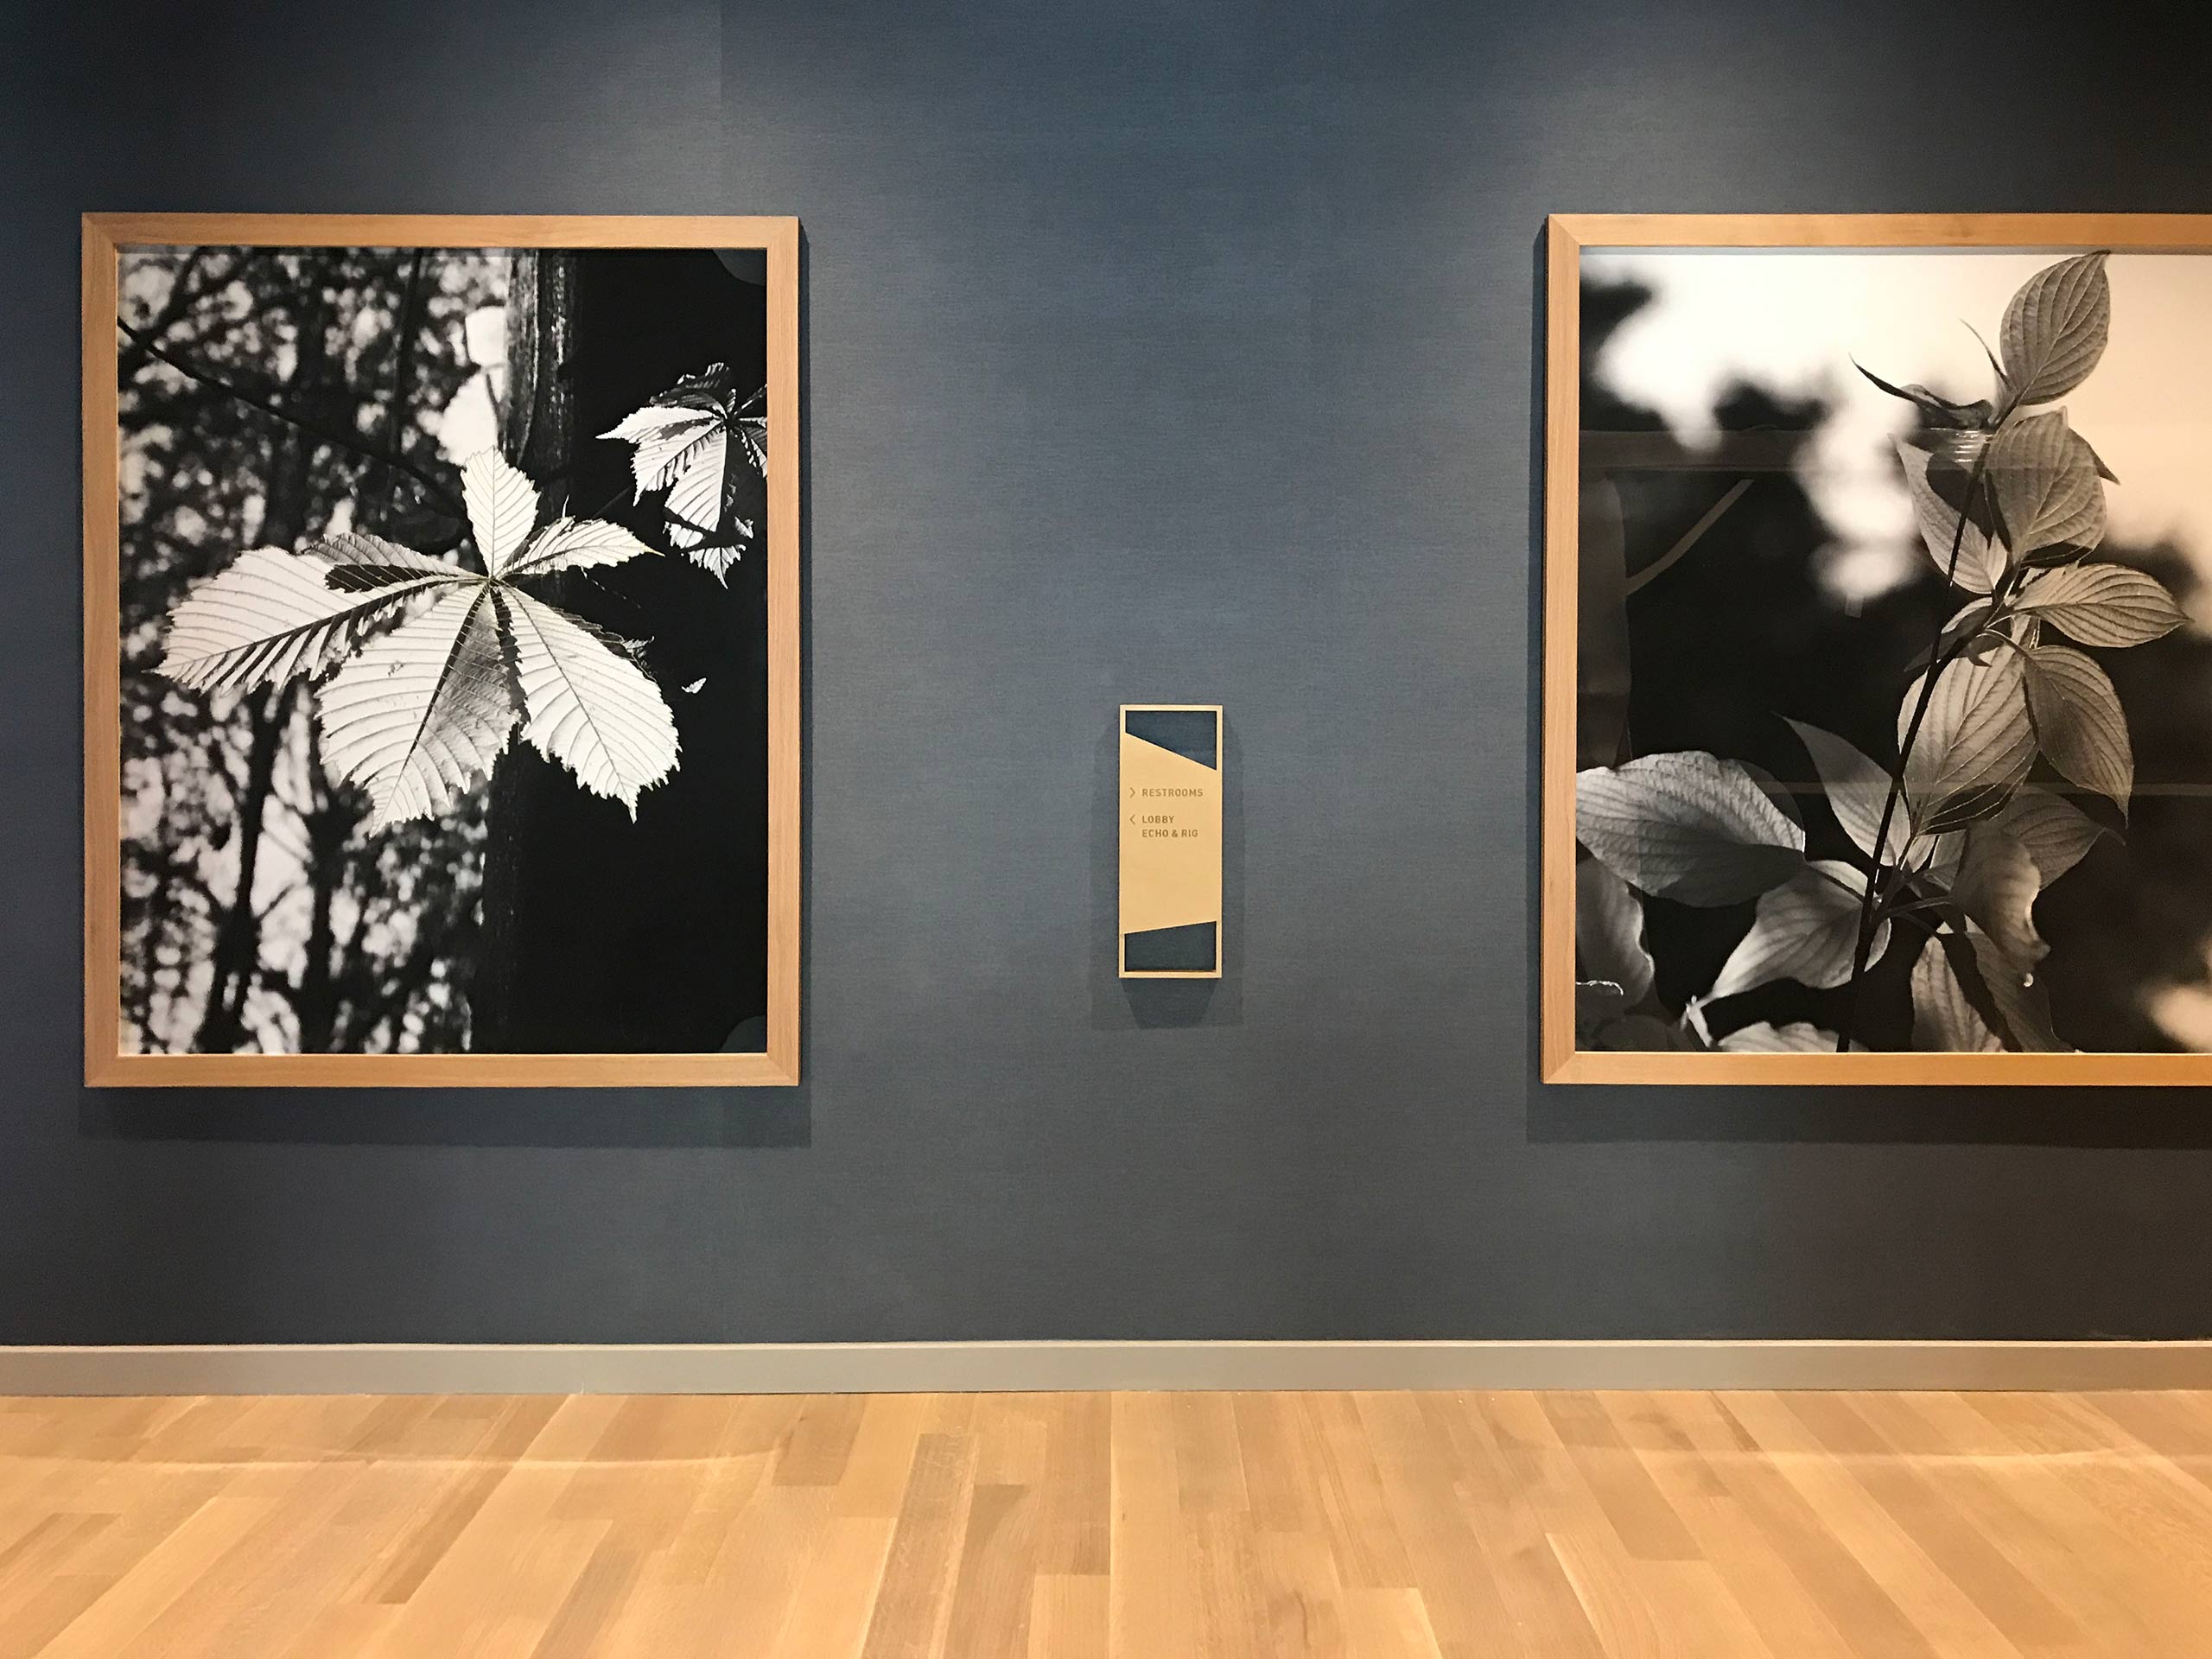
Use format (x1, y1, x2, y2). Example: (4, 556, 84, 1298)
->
(767, 1516, 898, 1659)
(31, 1482, 287, 1659)
(1621, 1558, 1778, 1659)
(777, 1395, 870, 1488)
(697, 1483, 835, 1654)
(1192, 1508, 1266, 1656)
(1722, 1389, 2031, 1657)
(1296, 1391, 1417, 1593)
(857, 1428, 976, 1659)
(940, 1482, 1038, 1657)
(834, 1395, 931, 1522)
(1981, 1393, 2212, 1574)
(971, 1395, 1051, 1491)
(1250, 1529, 1348, 1659)
(529, 1541, 639, 1659)
(1605, 1392, 1867, 1659)
(1540, 1391, 1700, 1562)
(1106, 1391, 1192, 1659)
(1701, 1395, 1947, 1659)
(1172, 1391, 1249, 1516)
(1360, 1390, 1558, 1659)
(657, 1450, 772, 1586)
(1782, 1390, 2087, 1656)
(1033, 1390, 1110, 1576)
(1029, 1572, 1110, 1659)
(1233, 1390, 1324, 1535)
(3, 1388, 2210, 1658)
(1339, 1586, 1446, 1659)
(1452, 1391, 1621, 1656)
(0, 1573, 119, 1659)
(1853, 1392, 2194, 1659)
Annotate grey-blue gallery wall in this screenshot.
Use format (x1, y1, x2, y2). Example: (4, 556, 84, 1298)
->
(3, 0, 2209, 1343)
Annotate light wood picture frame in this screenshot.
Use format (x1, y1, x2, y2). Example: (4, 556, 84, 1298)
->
(85, 213, 801, 1086)
(1544, 213, 2212, 1084)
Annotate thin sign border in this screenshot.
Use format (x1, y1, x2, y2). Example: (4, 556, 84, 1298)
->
(84, 213, 802, 1086)
(1118, 702, 1224, 981)
(1542, 212, 2212, 1085)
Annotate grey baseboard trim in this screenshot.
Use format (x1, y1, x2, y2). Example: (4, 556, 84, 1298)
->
(3, 1340, 2212, 1396)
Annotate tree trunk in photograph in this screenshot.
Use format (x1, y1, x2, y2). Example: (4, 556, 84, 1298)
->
(192, 683, 294, 1052)
(467, 248, 772, 1054)
(291, 780, 351, 1053)
(193, 279, 334, 1052)
(472, 251, 579, 1051)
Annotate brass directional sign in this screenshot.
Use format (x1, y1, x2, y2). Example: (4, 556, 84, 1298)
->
(1118, 704, 1224, 979)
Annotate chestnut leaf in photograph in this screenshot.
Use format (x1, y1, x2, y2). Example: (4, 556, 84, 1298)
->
(160, 451, 681, 830)
(599, 362, 767, 582)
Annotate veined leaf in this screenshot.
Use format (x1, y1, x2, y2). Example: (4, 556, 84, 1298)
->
(1896, 438, 2005, 594)
(1718, 1020, 1861, 1053)
(2022, 644, 2133, 811)
(734, 404, 767, 473)
(1918, 828, 1967, 880)
(1907, 598, 2006, 675)
(1901, 650, 2035, 833)
(1986, 411, 2105, 558)
(461, 449, 540, 574)
(1920, 782, 2103, 897)
(1575, 858, 1654, 1006)
(663, 425, 731, 546)
(1950, 827, 2046, 968)
(1783, 717, 1910, 866)
(683, 537, 749, 585)
(1999, 252, 2110, 406)
(1965, 920, 2069, 1052)
(1910, 935, 2002, 1052)
(159, 538, 465, 694)
(316, 582, 518, 830)
(499, 516, 657, 582)
(1944, 597, 1999, 654)
(1710, 860, 1882, 999)
(601, 369, 767, 578)
(498, 588, 680, 817)
(158, 445, 692, 835)
(2016, 563, 2186, 649)
(315, 531, 469, 590)
(1965, 320, 2010, 405)
(1992, 785, 2106, 886)
(1853, 360, 1994, 429)
(1575, 752, 1806, 906)
(604, 402, 722, 494)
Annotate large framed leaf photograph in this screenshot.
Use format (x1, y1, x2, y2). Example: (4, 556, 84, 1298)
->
(85, 215, 800, 1085)
(1544, 214, 2212, 1083)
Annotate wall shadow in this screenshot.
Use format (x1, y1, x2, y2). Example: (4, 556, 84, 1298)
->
(1528, 1084, 2212, 1149)
(80, 1087, 810, 1149)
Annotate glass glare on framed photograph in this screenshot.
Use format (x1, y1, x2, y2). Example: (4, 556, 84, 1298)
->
(85, 216, 800, 1085)
(1546, 218, 2212, 1080)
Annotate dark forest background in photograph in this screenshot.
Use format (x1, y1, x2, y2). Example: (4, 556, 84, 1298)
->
(118, 244, 771, 1057)
(1574, 249, 2212, 1056)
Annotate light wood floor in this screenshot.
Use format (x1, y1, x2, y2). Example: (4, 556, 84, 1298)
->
(3, 1390, 2211, 1656)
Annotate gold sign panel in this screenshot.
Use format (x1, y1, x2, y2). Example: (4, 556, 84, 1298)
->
(1119, 704, 1223, 979)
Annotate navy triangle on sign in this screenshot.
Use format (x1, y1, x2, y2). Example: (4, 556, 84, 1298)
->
(1124, 708, 1217, 768)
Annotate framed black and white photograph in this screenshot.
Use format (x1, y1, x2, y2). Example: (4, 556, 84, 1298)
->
(1543, 214, 2212, 1084)
(84, 214, 800, 1086)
